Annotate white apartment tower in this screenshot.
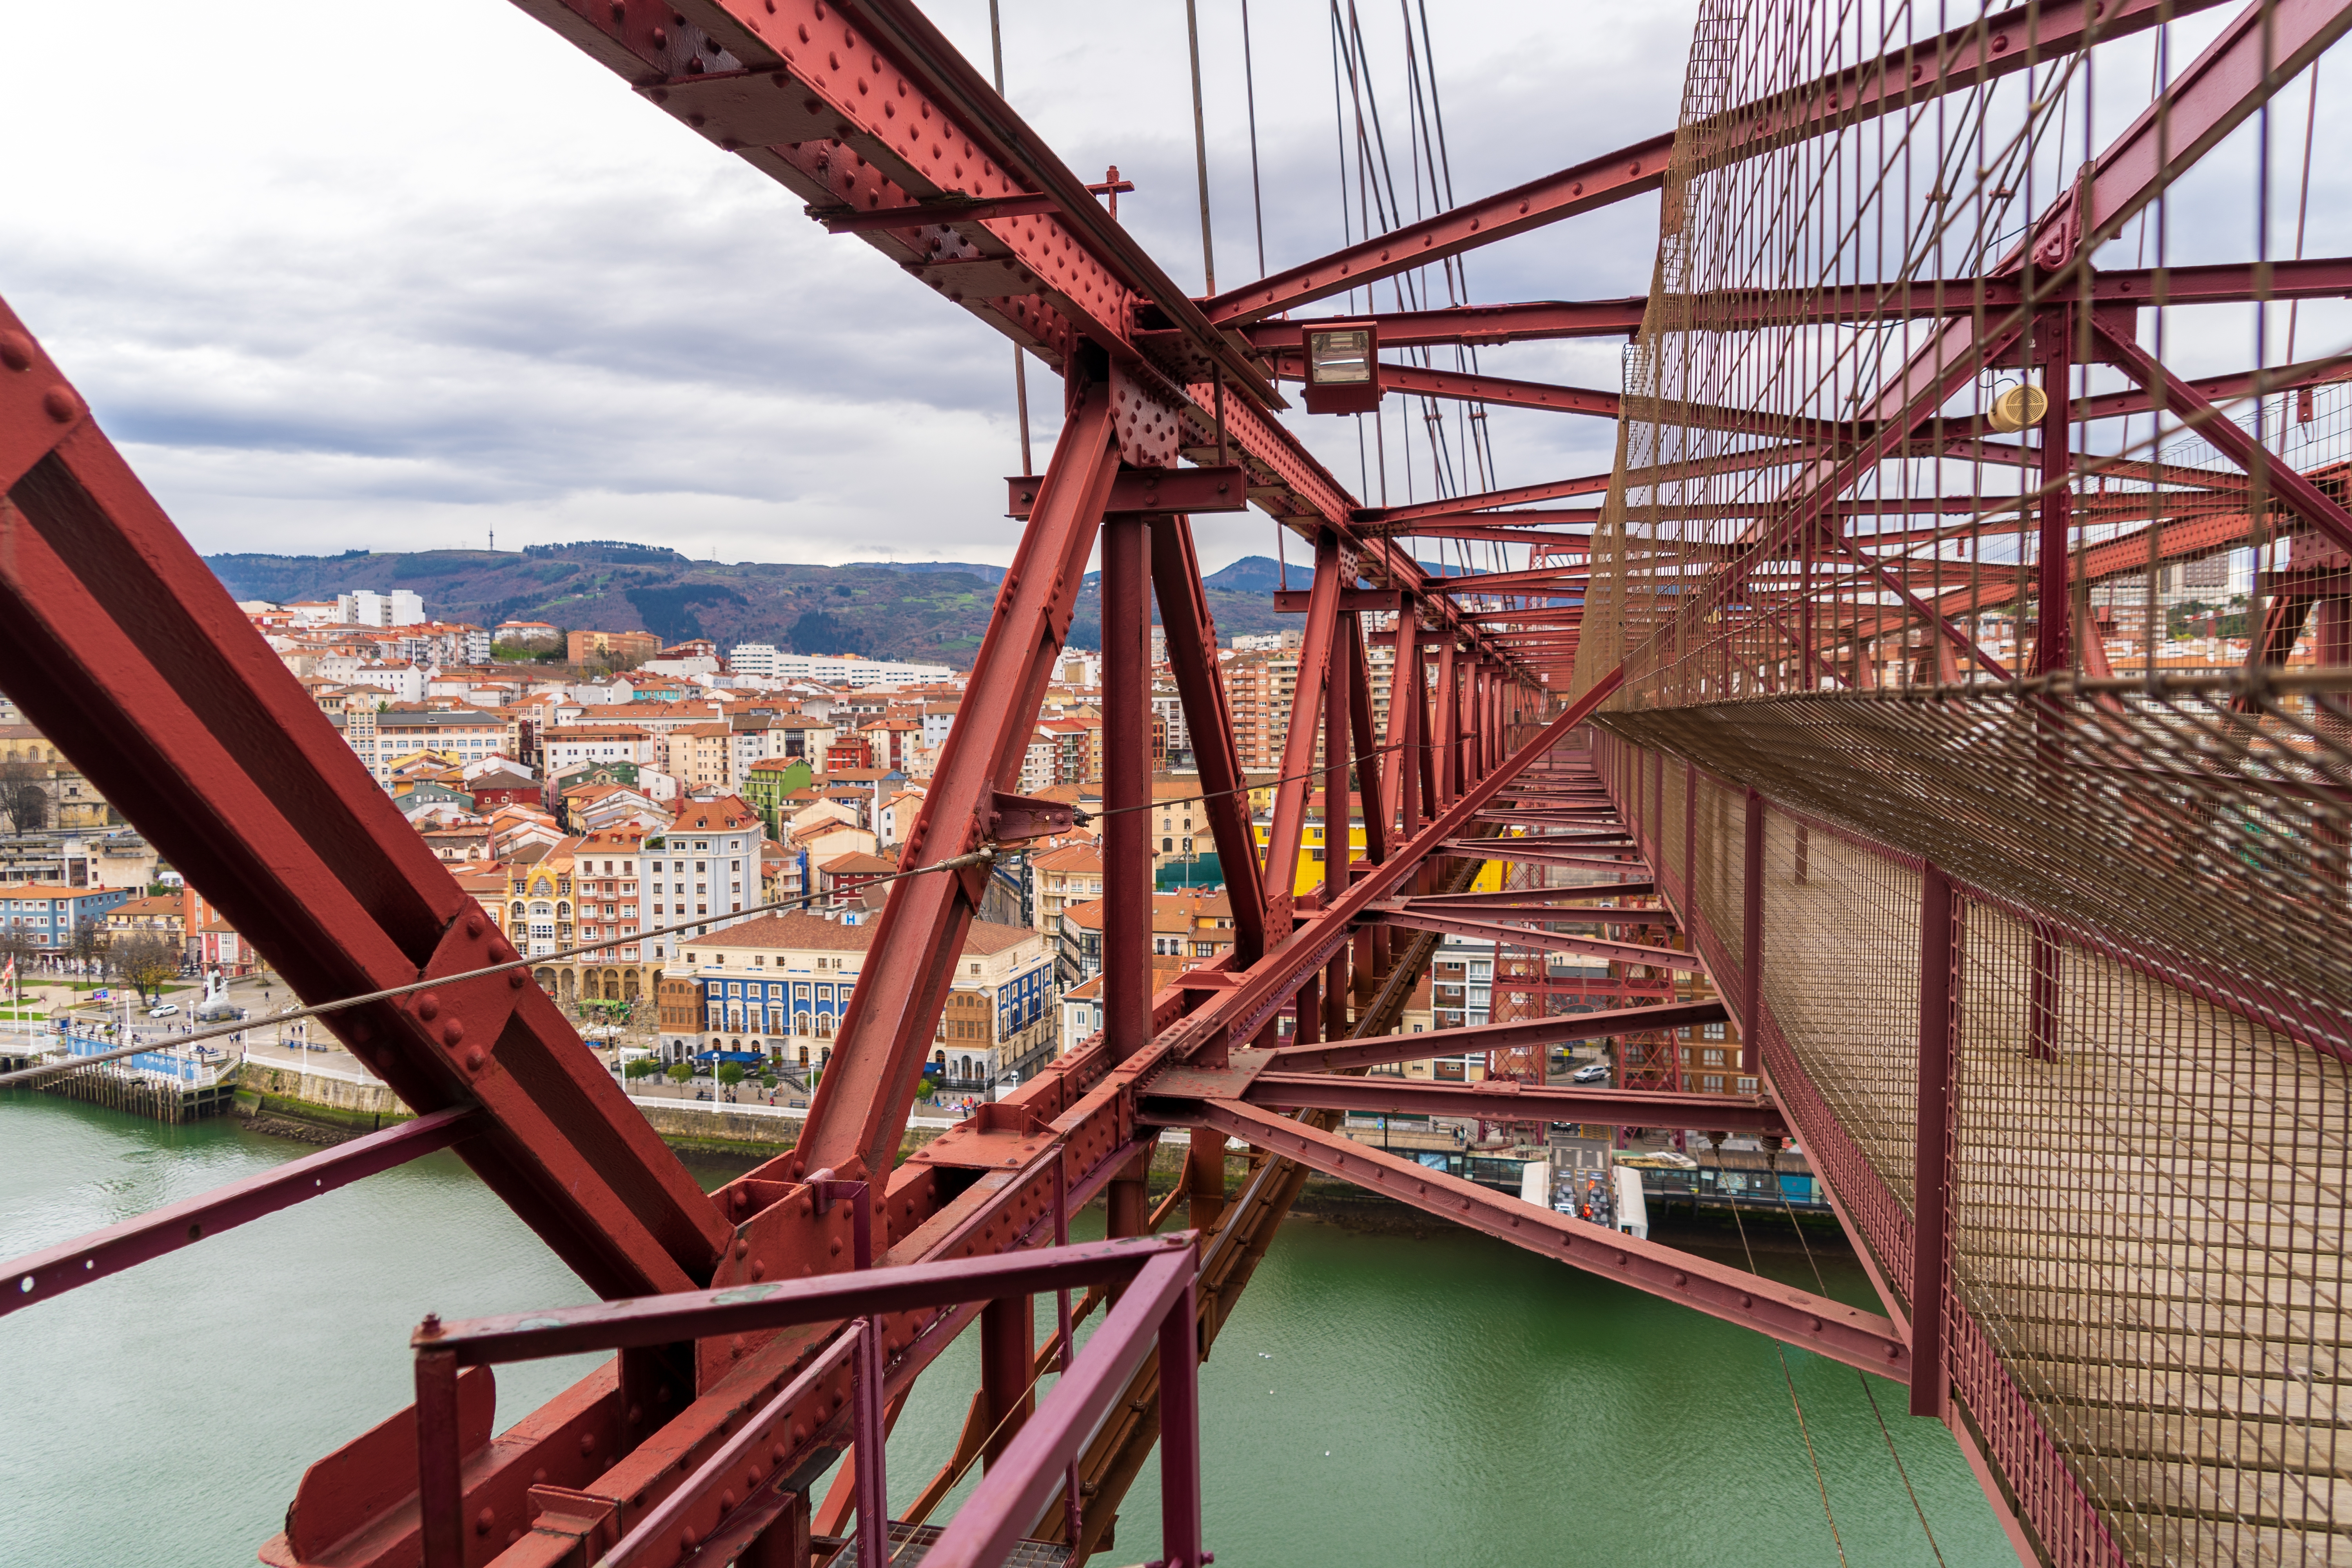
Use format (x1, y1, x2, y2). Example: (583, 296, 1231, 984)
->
(339, 588, 426, 626)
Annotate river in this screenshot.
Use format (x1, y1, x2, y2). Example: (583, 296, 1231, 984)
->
(1, 1096, 2011, 1565)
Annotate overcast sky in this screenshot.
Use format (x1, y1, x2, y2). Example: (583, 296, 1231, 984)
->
(0, 0, 1697, 576)
(3, 2, 2341, 580)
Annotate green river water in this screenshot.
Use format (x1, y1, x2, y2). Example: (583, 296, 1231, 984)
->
(1, 1096, 2014, 1566)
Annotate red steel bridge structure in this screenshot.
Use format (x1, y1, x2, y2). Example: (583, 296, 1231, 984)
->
(5, 0, 2352, 1563)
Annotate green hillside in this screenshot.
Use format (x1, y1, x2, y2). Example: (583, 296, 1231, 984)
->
(203, 543, 1299, 663)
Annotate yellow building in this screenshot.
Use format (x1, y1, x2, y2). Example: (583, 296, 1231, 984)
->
(1251, 808, 1509, 896)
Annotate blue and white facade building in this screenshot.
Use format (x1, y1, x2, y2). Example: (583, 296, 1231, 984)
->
(666, 911, 1057, 1085)
(1, 885, 131, 950)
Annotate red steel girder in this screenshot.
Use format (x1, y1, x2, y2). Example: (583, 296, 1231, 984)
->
(800, 385, 1121, 1178)
(1271, 359, 1858, 443)
(1165, 1099, 1906, 1377)
(1237, 298, 1649, 352)
(1152, 515, 1270, 962)
(2092, 318, 2352, 559)
(1270, 359, 1624, 419)
(1201, 127, 1671, 327)
(1234, 1073, 1789, 1135)
(2, 1107, 480, 1316)
(1365, 905, 1702, 971)
(515, 0, 1536, 686)
(1258, 998, 1722, 1073)
(1644, 256, 2352, 332)
(1431, 565, 1590, 597)
(0, 301, 730, 1301)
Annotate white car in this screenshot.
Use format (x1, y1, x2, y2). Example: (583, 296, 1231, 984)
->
(147, 1003, 179, 1018)
(1570, 1062, 1609, 1085)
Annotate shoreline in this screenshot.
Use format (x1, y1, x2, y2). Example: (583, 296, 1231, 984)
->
(222, 1087, 1857, 1268)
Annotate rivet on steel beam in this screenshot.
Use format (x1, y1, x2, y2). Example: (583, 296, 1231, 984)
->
(42, 388, 77, 423)
(416, 994, 440, 1021)
(464, 1047, 484, 1071)
(0, 333, 31, 371)
(465, 914, 483, 938)
(443, 1021, 464, 1047)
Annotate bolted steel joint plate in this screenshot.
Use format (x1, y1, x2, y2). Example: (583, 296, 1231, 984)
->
(1136, 1048, 1274, 1104)
(403, 908, 528, 1085)
(0, 296, 88, 495)
(1109, 361, 1182, 468)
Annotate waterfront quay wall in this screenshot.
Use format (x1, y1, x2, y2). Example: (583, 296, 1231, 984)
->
(229, 1072, 951, 1163)
(215, 1076, 1840, 1253)
(3, 1043, 240, 1124)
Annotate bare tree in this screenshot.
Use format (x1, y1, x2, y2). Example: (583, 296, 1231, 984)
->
(0, 761, 50, 834)
(69, 919, 107, 974)
(109, 933, 181, 1003)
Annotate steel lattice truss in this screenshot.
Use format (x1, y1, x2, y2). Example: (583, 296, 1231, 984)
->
(5, 0, 2350, 1564)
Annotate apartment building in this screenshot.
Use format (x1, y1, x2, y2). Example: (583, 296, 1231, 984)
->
(368, 708, 508, 782)
(670, 913, 1054, 1086)
(1027, 841, 1103, 933)
(648, 796, 763, 939)
(541, 724, 661, 782)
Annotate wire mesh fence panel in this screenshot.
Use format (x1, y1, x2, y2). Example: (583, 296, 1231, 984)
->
(1690, 770, 1745, 991)
(1599, 676, 2352, 1565)
(1599, 678, 2352, 1056)
(1952, 904, 2352, 1566)
(1753, 802, 1925, 1254)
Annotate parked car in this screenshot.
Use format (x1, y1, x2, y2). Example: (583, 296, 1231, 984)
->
(147, 1003, 179, 1018)
(1570, 1062, 1610, 1084)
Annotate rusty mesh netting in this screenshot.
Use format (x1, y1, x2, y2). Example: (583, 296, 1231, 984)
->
(1556, 0, 2352, 1555)
(1599, 674, 2352, 1048)
(1600, 673, 2352, 1565)
(1588, 648, 2352, 1509)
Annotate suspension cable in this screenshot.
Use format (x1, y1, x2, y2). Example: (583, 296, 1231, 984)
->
(1708, 1138, 1850, 1568)
(7, 720, 1579, 1090)
(1765, 1143, 1951, 1567)
(0, 843, 1002, 1088)
(1240, 0, 1267, 279)
(987, 0, 1032, 477)
(1183, 0, 1217, 294)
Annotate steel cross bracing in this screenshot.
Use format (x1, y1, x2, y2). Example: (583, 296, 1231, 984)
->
(11, 0, 2345, 1562)
(0, 241, 1840, 1568)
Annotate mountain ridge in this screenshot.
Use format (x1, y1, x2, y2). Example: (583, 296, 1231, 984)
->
(202, 544, 1310, 662)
